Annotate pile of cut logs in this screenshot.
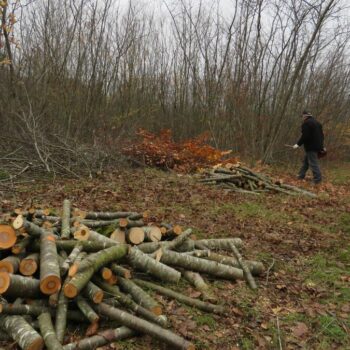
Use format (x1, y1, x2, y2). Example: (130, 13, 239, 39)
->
(198, 164, 316, 197)
(0, 200, 264, 350)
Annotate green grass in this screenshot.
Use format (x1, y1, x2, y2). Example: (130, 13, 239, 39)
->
(317, 315, 348, 343)
(194, 314, 217, 329)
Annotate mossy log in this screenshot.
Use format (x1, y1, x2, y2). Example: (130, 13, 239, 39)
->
(60, 243, 83, 276)
(0, 225, 17, 249)
(134, 279, 224, 314)
(62, 326, 134, 350)
(19, 253, 39, 276)
(194, 238, 243, 250)
(128, 247, 181, 283)
(158, 250, 244, 280)
(110, 263, 132, 279)
(0, 315, 44, 350)
(13, 216, 45, 237)
(228, 242, 257, 289)
(78, 219, 144, 229)
(0, 273, 41, 298)
(82, 281, 104, 304)
(61, 199, 71, 240)
(40, 232, 61, 295)
(76, 296, 99, 324)
(190, 250, 264, 276)
(80, 211, 139, 220)
(95, 302, 194, 350)
(137, 228, 192, 254)
(55, 276, 69, 343)
(117, 276, 162, 315)
(12, 236, 32, 255)
(0, 255, 20, 273)
(38, 312, 64, 350)
(64, 245, 128, 298)
(92, 277, 166, 327)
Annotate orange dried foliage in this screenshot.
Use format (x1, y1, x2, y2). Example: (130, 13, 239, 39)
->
(123, 129, 238, 172)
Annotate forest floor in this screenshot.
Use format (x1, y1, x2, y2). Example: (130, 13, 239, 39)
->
(1, 162, 349, 350)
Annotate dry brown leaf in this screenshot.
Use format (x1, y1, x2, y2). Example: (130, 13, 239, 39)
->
(292, 322, 309, 338)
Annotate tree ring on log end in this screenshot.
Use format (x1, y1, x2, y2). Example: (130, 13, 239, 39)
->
(64, 283, 78, 298)
(0, 272, 10, 294)
(40, 276, 61, 295)
(0, 225, 17, 249)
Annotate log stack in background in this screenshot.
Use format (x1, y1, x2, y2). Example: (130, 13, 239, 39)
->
(0, 200, 265, 350)
(198, 163, 316, 197)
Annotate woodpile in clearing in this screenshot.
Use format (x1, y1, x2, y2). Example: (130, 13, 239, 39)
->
(198, 163, 316, 197)
(0, 201, 264, 350)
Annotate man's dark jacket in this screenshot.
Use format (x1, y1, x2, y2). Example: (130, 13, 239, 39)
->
(297, 116, 324, 152)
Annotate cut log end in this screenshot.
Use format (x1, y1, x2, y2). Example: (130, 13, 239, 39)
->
(74, 227, 90, 241)
(19, 260, 38, 276)
(40, 276, 61, 295)
(64, 283, 78, 298)
(127, 228, 145, 245)
(0, 225, 17, 249)
(151, 306, 163, 316)
(12, 215, 24, 230)
(0, 261, 14, 274)
(0, 272, 10, 294)
(119, 218, 128, 228)
(92, 291, 104, 304)
(101, 268, 113, 280)
(173, 225, 182, 235)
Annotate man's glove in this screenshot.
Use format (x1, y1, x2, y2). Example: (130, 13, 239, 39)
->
(293, 144, 299, 149)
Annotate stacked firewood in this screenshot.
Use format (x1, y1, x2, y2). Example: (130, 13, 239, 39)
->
(0, 201, 264, 350)
(198, 164, 316, 197)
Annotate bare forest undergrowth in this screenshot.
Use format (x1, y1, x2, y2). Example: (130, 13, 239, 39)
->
(0, 163, 349, 350)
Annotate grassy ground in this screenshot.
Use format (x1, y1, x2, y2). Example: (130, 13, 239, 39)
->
(1, 162, 349, 350)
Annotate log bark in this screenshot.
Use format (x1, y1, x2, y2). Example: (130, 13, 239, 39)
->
(137, 229, 192, 254)
(79, 219, 144, 229)
(19, 253, 39, 276)
(95, 302, 194, 350)
(12, 236, 32, 255)
(55, 277, 69, 343)
(190, 250, 264, 276)
(76, 244, 128, 273)
(0, 273, 41, 298)
(76, 296, 99, 324)
(52, 240, 115, 253)
(92, 278, 166, 327)
(0, 224, 17, 249)
(128, 247, 181, 283)
(117, 276, 162, 315)
(228, 242, 257, 290)
(60, 243, 83, 276)
(0, 255, 20, 273)
(38, 312, 64, 350)
(0, 315, 44, 350)
(62, 326, 134, 350)
(158, 250, 244, 280)
(82, 281, 104, 304)
(194, 238, 243, 250)
(13, 216, 45, 237)
(40, 232, 61, 295)
(83, 229, 118, 246)
(110, 264, 131, 279)
(61, 199, 71, 240)
(134, 279, 224, 314)
(82, 211, 139, 220)
(64, 244, 128, 298)
(68, 252, 87, 277)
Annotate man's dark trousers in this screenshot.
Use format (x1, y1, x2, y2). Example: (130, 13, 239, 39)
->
(298, 151, 322, 183)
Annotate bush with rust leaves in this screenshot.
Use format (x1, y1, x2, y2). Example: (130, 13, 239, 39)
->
(123, 129, 238, 173)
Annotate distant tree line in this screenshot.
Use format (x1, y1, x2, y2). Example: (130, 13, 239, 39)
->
(0, 0, 349, 176)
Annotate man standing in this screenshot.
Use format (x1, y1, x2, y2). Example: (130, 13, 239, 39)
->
(293, 110, 324, 184)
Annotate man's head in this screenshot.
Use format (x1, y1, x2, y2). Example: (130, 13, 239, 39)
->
(302, 110, 312, 121)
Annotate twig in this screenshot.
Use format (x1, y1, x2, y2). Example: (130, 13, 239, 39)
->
(265, 258, 275, 285)
(276, 316, 283, 350)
